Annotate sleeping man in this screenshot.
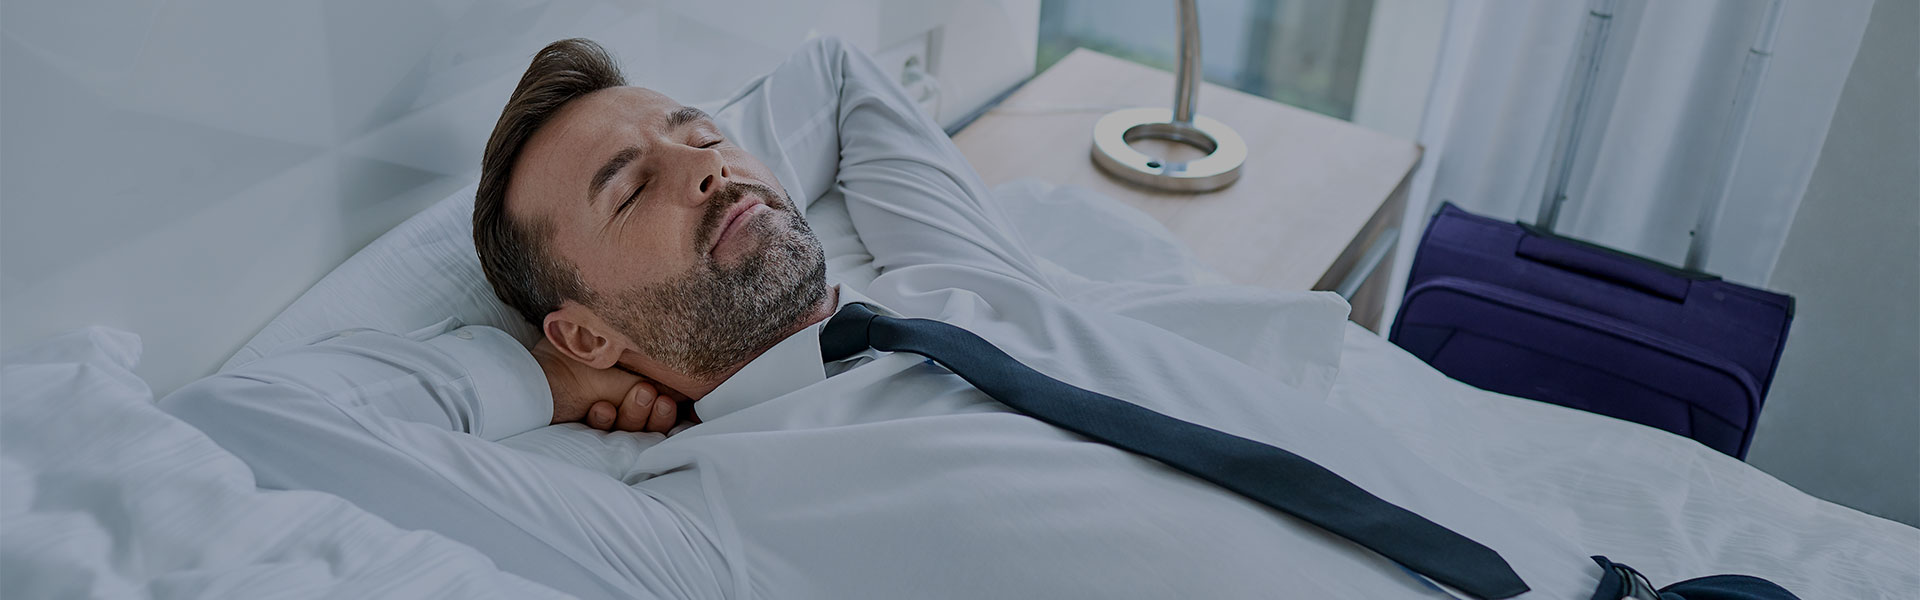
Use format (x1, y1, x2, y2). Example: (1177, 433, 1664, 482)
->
(164, 36, 1701, 600)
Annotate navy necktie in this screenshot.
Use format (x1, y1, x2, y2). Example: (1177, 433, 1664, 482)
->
(821, 303, 1530, 600)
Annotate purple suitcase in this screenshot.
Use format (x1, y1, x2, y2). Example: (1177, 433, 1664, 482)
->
(1389, 203, 1794, 459)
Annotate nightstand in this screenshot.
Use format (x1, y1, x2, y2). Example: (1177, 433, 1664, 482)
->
(952, 49, 1420, 331)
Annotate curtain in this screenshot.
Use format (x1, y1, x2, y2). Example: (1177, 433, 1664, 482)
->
(1384, 0, 1874, 320)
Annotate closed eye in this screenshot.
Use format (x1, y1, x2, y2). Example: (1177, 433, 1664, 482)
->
(617, 184, 642, 213)
(700, 139, 723, 148)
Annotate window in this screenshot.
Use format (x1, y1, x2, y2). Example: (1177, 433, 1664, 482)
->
(1037, 0, 1378, 120)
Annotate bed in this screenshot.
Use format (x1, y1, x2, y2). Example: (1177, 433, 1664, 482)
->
(4, 37, 1915, 599)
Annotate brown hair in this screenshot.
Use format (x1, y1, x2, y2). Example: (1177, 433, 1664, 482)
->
(474, 38, 626, 326)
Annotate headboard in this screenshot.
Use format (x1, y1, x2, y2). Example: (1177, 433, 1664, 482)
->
(0, 0, 1038, 394)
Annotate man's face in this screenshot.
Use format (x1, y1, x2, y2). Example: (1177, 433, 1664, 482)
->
(508, 86, 826, 381)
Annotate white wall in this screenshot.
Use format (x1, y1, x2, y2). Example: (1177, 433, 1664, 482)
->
(0, 0, 1036, 395)
(1746, 0, 1919, 527)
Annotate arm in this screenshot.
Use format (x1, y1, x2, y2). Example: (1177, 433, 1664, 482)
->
(780, 36, 1054, 289)
(159, 324, 725, 600)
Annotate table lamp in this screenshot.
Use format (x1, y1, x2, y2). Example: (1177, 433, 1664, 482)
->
(1090, 0, 1247, 192)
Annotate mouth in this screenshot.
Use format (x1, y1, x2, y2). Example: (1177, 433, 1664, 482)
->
(708, 193, 769, 256)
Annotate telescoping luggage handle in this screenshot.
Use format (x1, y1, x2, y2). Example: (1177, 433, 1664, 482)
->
(1532, 0, 1785, 271)
(1511, 226, 1716, 302)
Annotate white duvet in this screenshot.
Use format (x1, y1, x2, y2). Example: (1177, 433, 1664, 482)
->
(1, 331, 571, 598)
(3, 179, 1914, 598)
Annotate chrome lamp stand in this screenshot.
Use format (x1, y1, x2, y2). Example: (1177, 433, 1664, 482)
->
(1090, 0, 1247, 192)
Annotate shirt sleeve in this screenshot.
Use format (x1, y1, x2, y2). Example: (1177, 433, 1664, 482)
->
(414, 321, 555, 441)
(799, 36, 1055, 291)
(158, 325, 730, 600)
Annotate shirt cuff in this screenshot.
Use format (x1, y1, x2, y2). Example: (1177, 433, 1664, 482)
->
(423, 325, 553, 441)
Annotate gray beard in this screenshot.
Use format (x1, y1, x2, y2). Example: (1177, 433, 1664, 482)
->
(596, 183, 828, 381)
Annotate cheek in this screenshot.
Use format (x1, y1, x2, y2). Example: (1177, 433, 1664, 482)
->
(602, 215, 700, 279)
(585, 249, 669, 298)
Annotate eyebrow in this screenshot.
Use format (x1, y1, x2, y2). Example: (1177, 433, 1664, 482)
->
(584, 106, 715, 206)
(667, 105, 710, 129)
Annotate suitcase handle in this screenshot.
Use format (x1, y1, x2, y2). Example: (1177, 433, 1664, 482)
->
(1515, 235, 1691, 301)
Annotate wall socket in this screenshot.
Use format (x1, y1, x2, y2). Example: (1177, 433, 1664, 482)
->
(872, 27, 944, 120)
(874, 28, 939, 84)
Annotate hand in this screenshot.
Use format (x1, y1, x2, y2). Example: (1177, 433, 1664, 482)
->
(531, 338, 681, 433)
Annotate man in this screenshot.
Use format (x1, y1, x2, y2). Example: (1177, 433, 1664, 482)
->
(468, 33, 835, 435)
(164, 37, 1608, 599)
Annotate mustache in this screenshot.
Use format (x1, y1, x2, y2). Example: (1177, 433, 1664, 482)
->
(695, 180, 790, 252)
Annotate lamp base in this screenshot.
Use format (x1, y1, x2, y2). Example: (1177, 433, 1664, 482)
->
(1090, 107, 1246, 193)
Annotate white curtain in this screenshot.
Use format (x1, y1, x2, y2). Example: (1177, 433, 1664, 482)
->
(1384, 0, 1875, 318)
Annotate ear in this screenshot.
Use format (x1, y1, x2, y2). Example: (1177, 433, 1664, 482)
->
(542, 301, 626, 370)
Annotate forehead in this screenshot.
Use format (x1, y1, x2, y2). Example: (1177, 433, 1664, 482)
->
(506, 86, 685, 221)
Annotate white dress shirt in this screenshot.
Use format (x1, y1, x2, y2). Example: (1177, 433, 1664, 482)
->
(163, 36, 1607, 599)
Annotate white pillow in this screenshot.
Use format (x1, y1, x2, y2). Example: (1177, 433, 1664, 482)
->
(222, 44, 850, 371)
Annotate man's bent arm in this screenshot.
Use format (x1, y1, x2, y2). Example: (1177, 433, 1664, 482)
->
(159, 324, 728, 600)
(788, 36, 1055, 290)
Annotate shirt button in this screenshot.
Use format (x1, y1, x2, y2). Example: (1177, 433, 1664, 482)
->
(453, 330, 475, 340)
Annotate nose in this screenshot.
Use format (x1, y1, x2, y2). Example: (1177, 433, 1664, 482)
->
(682, 147, 730, 207)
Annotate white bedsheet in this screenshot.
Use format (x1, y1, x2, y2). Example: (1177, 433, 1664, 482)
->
(0, 328, 573, 599)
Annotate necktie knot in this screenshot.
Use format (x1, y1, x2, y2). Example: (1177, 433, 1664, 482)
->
(821, 303, 881, 363)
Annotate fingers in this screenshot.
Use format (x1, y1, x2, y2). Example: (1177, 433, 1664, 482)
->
(645, 395, 677, 433)
(580, 380, 679, 434)
(586, 401, 617, 430)
(614, 380, 667, 433)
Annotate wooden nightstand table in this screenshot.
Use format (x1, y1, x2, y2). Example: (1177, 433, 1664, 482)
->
(952, 49, 1421, 331)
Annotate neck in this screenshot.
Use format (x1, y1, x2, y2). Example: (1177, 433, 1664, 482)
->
(669, 283, 840, 400)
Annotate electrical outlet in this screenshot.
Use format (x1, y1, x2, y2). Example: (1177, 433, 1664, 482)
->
(873, 29, 937, 86)
(872, 28, 943, 120)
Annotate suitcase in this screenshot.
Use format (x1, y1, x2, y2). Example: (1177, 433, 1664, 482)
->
(1389, 203, 1793, 459)
(1388, 4, 1797, 460)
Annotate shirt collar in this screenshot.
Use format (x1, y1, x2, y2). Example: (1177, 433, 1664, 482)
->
(694, 281, 891, 421)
